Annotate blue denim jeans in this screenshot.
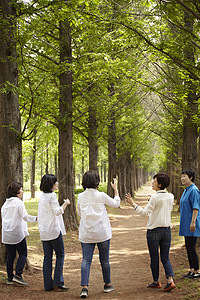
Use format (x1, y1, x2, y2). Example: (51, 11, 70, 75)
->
(5, 238, 27, 280)
(42, 232, 65, 291)
(81, 239, 111, 286)
(147, 227, 174, 282)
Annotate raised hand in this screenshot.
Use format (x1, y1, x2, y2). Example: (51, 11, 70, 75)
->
(110, 178, 118, 190)
(125, 193, 136, 208)
(62, 199, 71, 210)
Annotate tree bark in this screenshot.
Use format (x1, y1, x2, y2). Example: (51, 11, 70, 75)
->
(54, 154, 58, 178)
(81, 150, 84, 177)
(182, 11, 198, 173)
(31, 129, 36, 198)
(107, 114, 117, 197)
(118, 155, 126, 200)
(132, 159, 137, 192)
(0, 0, 23, 263)
(58, 14, 78, 231)
(88, 107, 98, 171)
(104, 162, 107, 183)
(45, 141, 49, 174)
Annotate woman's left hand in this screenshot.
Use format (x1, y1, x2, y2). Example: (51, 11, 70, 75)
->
(190, 221, 196, 232)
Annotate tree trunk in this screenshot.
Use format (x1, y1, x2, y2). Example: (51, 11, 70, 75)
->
(81, 150, 84, 177)
(58, 13, 78, 231)
(54, 154, 58, 178)
(88, 107, 98, 171)
(31, 129, 36, 198)
(107, 115, 117, 197)
(118, 155, 126, 200)
(182, 11, 198, 173)
(0, 0, 23, 263)
(104, 162, 106, 183)
(101, 162, 103, 183)
(45, 141, 49, 174)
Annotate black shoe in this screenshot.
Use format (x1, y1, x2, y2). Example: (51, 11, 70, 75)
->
(80, 287, 88, 298)
(104, 284, 114, 293)
(163, 282, 176, 292)
(13, 275, 28, 285)
(193, 272, 200, 279)
(146, 281, 162, 288)
(45, 288, 54, 291)
(7, 279, 14, 285)
(183, 271, 194, 279)
(54, 285, 69, 291)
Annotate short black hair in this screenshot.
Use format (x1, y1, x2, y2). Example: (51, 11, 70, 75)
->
(40, 174, 57, 193)
(7, 182, 23, 198)
(82, 170, 100, 190)
(181, 169, 195, 182)
(153, 173, 170, 190)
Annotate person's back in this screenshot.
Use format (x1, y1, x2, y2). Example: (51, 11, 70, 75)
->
(147, 191, 174, 229)
(78, 170, 120, 298)
(38, 174, 70, 291)
(78, 189, 120, 243)
(1, 181, 37, 286)
(1, 196, 28, 244)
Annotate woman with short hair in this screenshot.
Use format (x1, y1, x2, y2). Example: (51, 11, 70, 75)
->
(179, 169, 200, 279)
(1, 181, 37, 285)
(38, 174, 70, 291)
(126, 173, 176, 292)
(78, 170, 120, 298)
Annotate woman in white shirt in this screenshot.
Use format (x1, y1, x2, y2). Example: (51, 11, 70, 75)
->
(38, 174, 70, 291)
(78, 170, 120, 298)
(126, 173, 176, 292)
(1, 181, 37, 285)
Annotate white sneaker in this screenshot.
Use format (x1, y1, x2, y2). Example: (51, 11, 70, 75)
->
(13, 275, 28, 285)
(104, 284, 114, 293)
(80, 287, 88, 298)
(193, 272, 200, 278)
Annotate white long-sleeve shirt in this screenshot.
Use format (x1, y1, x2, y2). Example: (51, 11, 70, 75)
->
(38, 192, 66, 241)
(1, 197, 37, 244)
(135, 190, 174, 229)
(77, 189, 120, 243)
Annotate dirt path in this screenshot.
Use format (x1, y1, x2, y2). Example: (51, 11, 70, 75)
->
(0, 182, 185, 299)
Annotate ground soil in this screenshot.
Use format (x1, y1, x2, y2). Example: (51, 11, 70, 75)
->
(0, 182, 191, 299)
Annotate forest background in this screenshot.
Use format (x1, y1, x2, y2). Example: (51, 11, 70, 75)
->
(0, 0, 200, 262)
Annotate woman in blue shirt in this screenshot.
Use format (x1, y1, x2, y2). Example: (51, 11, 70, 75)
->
(179, 169, 200, 278)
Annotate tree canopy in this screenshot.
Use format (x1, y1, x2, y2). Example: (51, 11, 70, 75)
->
(1, 0, 200, 233)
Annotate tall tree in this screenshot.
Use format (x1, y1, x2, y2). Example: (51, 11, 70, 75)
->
(0, 0, 23, 262)
(58, 10, 78, 230)
(182, 10, 198, 172)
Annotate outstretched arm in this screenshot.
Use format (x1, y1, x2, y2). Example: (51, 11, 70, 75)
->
(125, 193, 137, 209)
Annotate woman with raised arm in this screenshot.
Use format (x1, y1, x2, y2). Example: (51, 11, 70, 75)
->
(126, 173, 176, 292)
(38, 174, 70, 292)
(78, 170, 120, 298)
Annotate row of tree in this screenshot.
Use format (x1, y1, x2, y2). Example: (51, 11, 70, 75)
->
(1, 1, 200, 263)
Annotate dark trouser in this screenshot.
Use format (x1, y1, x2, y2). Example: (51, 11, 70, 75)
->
(5, 238, 27, 281)
(81, 239, 111, 286)
(185, 236, 199, 271)
(42, 232, 65, 291)
(147, 227, 174, 282)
